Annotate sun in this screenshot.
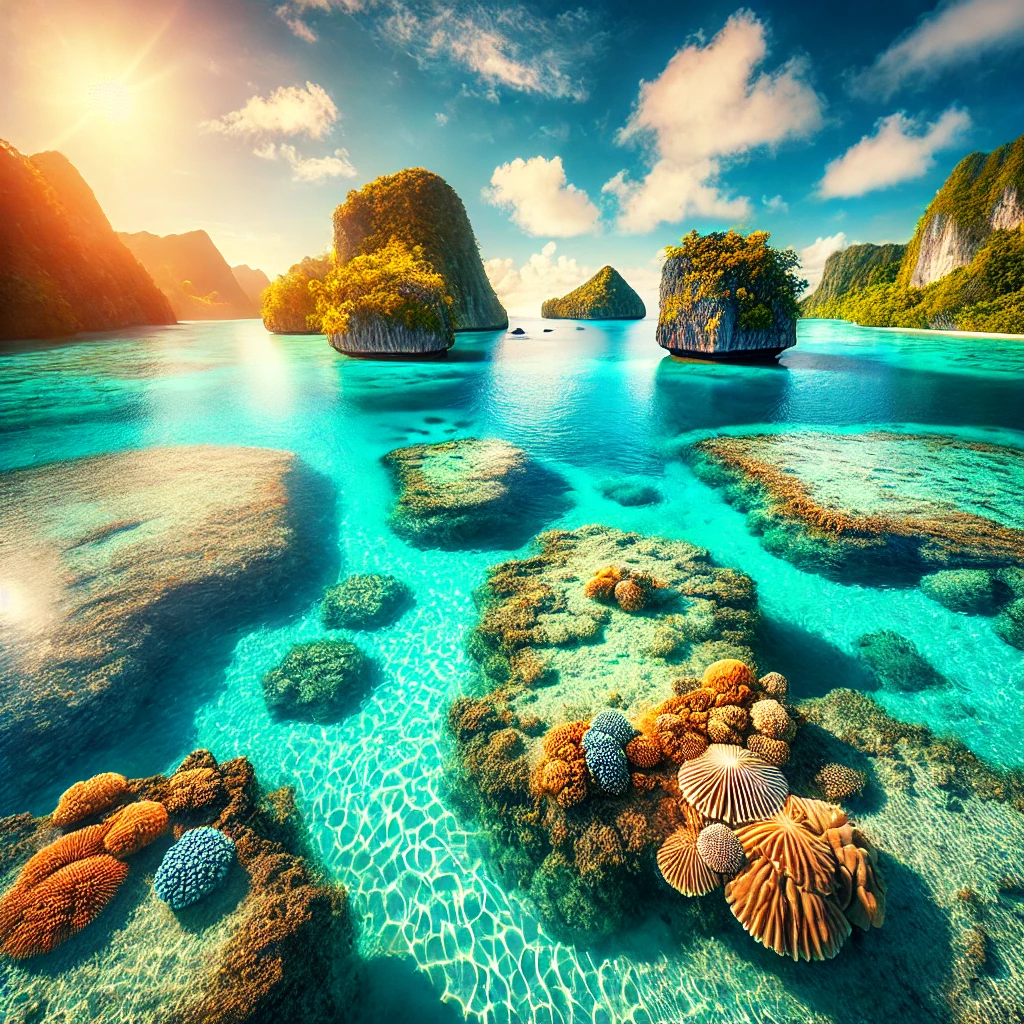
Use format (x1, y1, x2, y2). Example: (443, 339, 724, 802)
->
(86, 79, 133, 124)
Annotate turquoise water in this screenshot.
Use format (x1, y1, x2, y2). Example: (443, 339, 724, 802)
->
(2, 316, 1024, 1021)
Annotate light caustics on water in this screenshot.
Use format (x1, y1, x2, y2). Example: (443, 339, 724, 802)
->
(1, 317, 1024, 1023)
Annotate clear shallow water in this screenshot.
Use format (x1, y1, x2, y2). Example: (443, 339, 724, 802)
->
(1, 316, 1024, 1022)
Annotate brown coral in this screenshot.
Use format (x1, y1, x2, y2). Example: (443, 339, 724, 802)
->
(165, 767, 223, 814)
(815, 763, 867, 803)
(657, 826, 721, 897)
(625, 735, 662, 769)
(614, 579, 646, 612)
(701, 659, 756, 693)
(583, 575, 618, 601)
(1, 854, 129, 958)
(574, 822, 624, 876)
(695, 823, 746, 875)
(746, 733, 790, 766)
(757, 671, 789, 701)
(826, 819, 887, 929)
(51, 772, 128, 827)
(103, 800, 169, 857)
(678, 732, 709, 762)
(539, 759, 570, 795)
(677, 744, 789, 825)
(750, 699, 793, 741)
(616, 809, 650, 853)
(543, 721, 588, 757)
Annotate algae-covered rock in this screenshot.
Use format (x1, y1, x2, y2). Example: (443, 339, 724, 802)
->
(262, 639, 371, 722)
(320, 574, 412, 630)
(541, 266, 645, 320)
(0, 447, 336, 799)
(994, 598, 1024, 649)
(691, 431, 1024, 583)
(0, 750, 355, 1023)
(920, 568, 1005, 614)
(598, 475, 662, 507)
(854, 630, 949, 692)
(382, 437, 569, 549)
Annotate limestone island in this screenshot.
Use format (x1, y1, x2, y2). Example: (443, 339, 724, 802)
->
(541, 266, 646, 320)
(657, 230, 802, 361)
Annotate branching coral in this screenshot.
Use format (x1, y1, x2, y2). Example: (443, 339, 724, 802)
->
(103, 800, 169, 857)
(51, 772, 128, 827)
(677, 744, 789, 825)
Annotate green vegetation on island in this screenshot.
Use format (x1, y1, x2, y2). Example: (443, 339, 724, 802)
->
(801, 134, 1024, 333)
(261, 254, 333, 334)
(0, 140, 175, 343)
(541, 266, 646, 320)
(658, 230, 804, 357)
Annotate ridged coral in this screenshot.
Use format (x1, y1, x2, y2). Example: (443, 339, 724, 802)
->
(103, 800, 169, 857)
(825, 816, 887, 929)
(701, 659, 756, 693)
(51, 772, 128, 827)
(677, 744, 789, 825)
(614, 579, 646, 612)
(164, 767, 222, 814)
(695, 823, 746, 875)
(2, 854, 129, 959)
(657, 827, 721, 896)
(624, 735, 662, 768)
(757, 671, 789, 700)
(154, 827, 236, 910)
(4, 824, 109, 898)
(750, 699, 793, 740)
(589, 710, 637, 746)
(815, 763, 867, 802)
(679, 732, 709, 761)
(746, 733, 790, 766)
(735, 799, 837, 893)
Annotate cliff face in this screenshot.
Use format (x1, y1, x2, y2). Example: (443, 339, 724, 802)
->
(327, 317, 453, 357)
(0, 141, 175, 343)
(333, 168, 507, 331)
(801, 243, 906, 314)
(118, 229, 257, 320)
(901, 137, 1024, 289)
(657, 252, 797, 358)
(231, 264, 271, 306)
(541, 266, 646, 320)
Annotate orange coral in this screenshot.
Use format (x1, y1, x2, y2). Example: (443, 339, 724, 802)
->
(747, 733, 790, 766)
(51, 772, 128, 827)
(538, 759, 570, 796)
(631, 772, 658, 793)
(543, 721, 588, 757)
(625, 735, 662, 769)
(583, 575, 618, 601)
(104, 801, 169, 857)
(2, 854, 129, 959)
(165, 767, 222, 814)
(701, 659, 756, 693)
(679, 732, 709, 761)
(614, 579, 646, 612)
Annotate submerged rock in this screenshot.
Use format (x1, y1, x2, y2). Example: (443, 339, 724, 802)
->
(691, 431, 1024, 584)
(854, 630, 949, 692)
(320, 574, 412, 630)
(382, 438, 570, 549)
(0, 750, 355, 1022)
(541, 266, 645, 321)
(598, 475, 662, 507)
(262, 639, 371, 722)
(0, 446, 336, 796)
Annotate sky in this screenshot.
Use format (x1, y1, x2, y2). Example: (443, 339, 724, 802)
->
(2, 0, 1023, 314)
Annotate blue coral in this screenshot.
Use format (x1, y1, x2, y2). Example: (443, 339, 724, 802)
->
(585, 743, 630, 796)
(589, 710, 637, 746)
(581, 728, 620, 755)
(154, 826, 235, 910)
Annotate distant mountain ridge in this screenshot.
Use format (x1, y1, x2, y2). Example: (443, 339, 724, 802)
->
(118, 229, 257, 320)
(232, 264, 271, 306)
(541, 266, 646, 320)
(0, 140, 175, 343)
(801, 133, 1024, 334)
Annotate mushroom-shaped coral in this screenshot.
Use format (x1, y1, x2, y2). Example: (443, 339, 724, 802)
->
(625, 735, 662, 769)
(815, 763, 867, 803)
(657, 826, 721, 897)
(825, 816, 887, 929)
(1, 854, 129, 959)
(614, 579, 646, 612)
(750, 699, 794, 741)
(677, 744, 789, 826)
(701, 659, 756, 694)
(103, 800, 169, 857)
(51, 772, 128, 827)
(589, 709, 638, 746)
(695, 823, 746, 876)
(154, 827, 236, 910)
(585, 742, 630, 796)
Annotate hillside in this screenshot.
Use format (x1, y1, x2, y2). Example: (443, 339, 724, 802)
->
(541, 266, 646, 320)
(0, 141, 175, 343)
(333, 168, 507, 331)
(232, 264, 271, 306)
(262, 255, 333, 334)
(118, 229, 257, 320)
(800, 134, 1024, 333)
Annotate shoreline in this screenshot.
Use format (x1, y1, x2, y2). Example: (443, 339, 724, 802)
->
(800, 317, 1024, 341)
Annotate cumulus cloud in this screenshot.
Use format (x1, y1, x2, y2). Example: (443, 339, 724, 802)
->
(798, 233, 848, 293)
(202, 82, 338, 139)
(852, 0, 1024, 97)
(486, 156, 600, 237)
(255, 142, 357, 182)
(818, 107, 970, 198)
(762, 194, 789, 214)
(608, 12, 823, 233)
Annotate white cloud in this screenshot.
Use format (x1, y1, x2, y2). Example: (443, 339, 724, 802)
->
(484, 243, 662, 316)
(762, 194, 789, 214)
(435, 112, 448, 125)
(255, 142, 357, 182)
(202, 82, 338, 140)
(608, 12, 823, 233)
(853, 0, 1024, 97)
(486, 156, 600, 237)
(274, 0, 364, 43)
(798, 233, 848, 293)
(818, 107, 970, 199)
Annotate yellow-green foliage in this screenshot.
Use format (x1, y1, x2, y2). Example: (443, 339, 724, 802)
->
(541, 266, 645, 320)
(310, 240, 454, 341)
(661, 230, 805, 330)
(261, 255, 333, 334)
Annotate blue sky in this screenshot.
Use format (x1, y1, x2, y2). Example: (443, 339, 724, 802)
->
(3, 0, 1023, 312)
